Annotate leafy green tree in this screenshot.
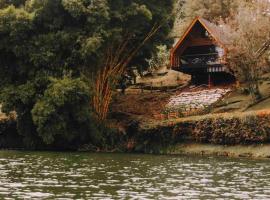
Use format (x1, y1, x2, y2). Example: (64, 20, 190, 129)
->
(0, 0, 174, 148)
(1, 75, 49, 147)
(32, 77, 100, 145)
(146, 45, 170, 72)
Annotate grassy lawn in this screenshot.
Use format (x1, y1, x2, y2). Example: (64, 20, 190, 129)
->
(247, 97, 270, 111)
(213, 78, 270, 113)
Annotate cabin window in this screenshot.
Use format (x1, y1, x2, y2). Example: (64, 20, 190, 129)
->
(216, 46, 224, 57)
(201, 30, 210, 38)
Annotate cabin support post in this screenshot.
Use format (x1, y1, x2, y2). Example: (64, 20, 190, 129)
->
(208, 73, 212, 88)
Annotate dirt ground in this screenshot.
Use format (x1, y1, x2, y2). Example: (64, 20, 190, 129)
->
(110, 91, 172, 125)
(109, 68, 190, 127)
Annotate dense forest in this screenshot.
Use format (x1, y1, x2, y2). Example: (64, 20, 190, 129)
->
(0, 0, 269, 150)
(0, 0, 174, 149)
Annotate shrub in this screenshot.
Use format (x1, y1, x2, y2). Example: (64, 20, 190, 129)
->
(138, 110, 270, 153)
(192, 111, 270, 145)
(32, 76, 102, 145)
(0, 117, 23, 149)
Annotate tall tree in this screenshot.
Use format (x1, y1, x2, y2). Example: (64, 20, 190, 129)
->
(222, 0, 270, 101)
(0, 0, 174, 148)
(172, 0, 239, 37)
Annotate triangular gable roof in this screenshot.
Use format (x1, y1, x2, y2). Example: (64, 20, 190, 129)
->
(171, 17, 229, 54)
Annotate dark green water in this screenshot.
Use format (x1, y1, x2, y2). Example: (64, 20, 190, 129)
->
(0, 151, 270, 199)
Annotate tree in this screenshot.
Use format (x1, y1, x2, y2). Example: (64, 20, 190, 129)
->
(0, 0, 174, 148)
(146, 45, 170, 72)
(31, 77, 100, 145)
(172, 0, 239, 37)
(183, 0, 238, 22)
(222, 0, 270, 101)
(92, 23, 162, 121)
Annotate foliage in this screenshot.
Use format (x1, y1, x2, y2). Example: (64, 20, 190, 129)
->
(136, 110, 270, 154)
(0, 117, 22, 149)
(222, 0, 270, 101)
(31, 77, 100, 145)
(146, 45, 170, 72)
(182, 0, 238, 22)
(92, 22, 163, 122)
(1, 76, 48, 148)
(135, 126, 176, 154)
(192, 111, 270, 145)
(0, 0, 174, 148)
(172, 0, 239, 37)
(173, 0, 270, 102)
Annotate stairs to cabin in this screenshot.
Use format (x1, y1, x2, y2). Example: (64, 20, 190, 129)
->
(165, 87, 231, 116)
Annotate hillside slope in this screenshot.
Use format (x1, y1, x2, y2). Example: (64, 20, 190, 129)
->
(110, 73, 270, 130)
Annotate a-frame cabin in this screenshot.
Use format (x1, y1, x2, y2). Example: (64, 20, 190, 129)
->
(170, 17, 235, 85)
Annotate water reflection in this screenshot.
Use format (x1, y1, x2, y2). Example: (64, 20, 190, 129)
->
(0, 151, 270, 199)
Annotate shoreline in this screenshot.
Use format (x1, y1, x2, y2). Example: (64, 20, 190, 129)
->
(1, 143, 270, 159)
(166, 143, 270, 159)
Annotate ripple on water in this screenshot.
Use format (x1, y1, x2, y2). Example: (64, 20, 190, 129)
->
(0, 152, 270, 199)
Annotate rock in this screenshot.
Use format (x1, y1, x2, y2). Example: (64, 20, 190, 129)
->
(238, 153, 253, 158)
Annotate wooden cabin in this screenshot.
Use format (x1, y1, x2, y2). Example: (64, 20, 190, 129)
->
(170, 17, 235, 86)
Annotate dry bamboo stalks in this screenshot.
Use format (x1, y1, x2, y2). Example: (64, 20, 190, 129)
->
(256, 38, 270, 59)
(92, 24, 162, 121)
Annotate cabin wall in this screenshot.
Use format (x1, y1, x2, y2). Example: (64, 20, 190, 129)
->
(172, 22, 221, 69)
(170, 18, 233, 85)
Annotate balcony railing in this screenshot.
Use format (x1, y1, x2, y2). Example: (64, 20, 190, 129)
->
(180, 53, 226, 66)
(172, 52, 227, 73)
(179, 63, 226, 73)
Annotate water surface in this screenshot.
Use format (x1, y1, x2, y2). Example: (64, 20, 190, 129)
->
(0, 151, 270, 199)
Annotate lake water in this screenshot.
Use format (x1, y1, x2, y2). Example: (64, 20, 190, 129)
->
(0, 151, 270, 199)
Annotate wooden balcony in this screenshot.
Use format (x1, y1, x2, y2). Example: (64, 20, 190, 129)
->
(171, 52, 227, 73)
(181, 63, 225, 73)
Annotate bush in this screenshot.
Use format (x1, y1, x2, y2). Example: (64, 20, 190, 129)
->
(0, 78, 48, 149)
(137, 110, 270, 153)
(192, 111, 270, 145)
(32, 76, 102, 145)
(0, 117, 23, 149)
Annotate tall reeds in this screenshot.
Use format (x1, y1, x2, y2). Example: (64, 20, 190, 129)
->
(92, 24, 162, 121)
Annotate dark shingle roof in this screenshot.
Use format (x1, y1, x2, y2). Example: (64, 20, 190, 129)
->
(199, 17, 230, 45)
(172, 17, 230, 54)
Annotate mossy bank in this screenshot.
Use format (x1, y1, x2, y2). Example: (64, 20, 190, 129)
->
(167, 143, 270, 159)
(127, 110, 270, 158)
(1, 110, 270, 159)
